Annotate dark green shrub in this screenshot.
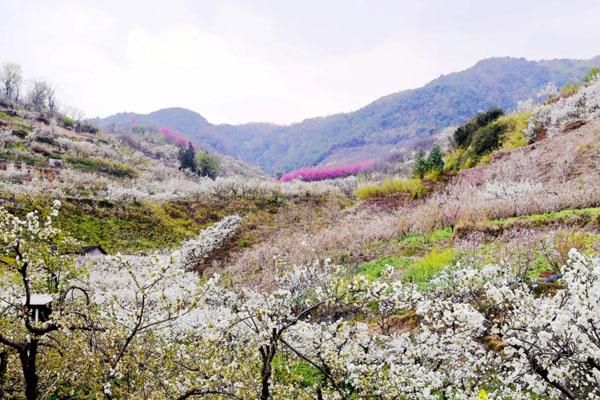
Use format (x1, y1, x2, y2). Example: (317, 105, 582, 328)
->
(453, 108, 504, 148)
(413, 146, 445, 178)
(471, 123, 503, 157)
(76, 122, 99, 134)
(453, 124, 471, 147)
(412, 149, 428, 178)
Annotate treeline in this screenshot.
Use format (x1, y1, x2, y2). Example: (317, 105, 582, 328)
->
(0, 61, 98, 133)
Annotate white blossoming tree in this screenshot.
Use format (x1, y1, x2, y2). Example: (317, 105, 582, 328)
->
(525, 74, 600, 141)
(1, 200, 599, 400)
(0, 201, 92, 400)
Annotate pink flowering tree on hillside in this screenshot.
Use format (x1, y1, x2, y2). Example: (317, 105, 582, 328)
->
(280, 161, 372, 182)
(160, 127, 191, 147)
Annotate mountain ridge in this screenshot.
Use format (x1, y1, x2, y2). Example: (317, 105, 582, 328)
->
(93, 55, 600, 173)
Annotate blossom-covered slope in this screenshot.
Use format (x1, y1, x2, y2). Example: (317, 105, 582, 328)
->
(1, 61, 600, 400)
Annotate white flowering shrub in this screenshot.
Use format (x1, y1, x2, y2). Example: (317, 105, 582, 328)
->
(173, 214, 242, 270)
(1, 202, 599, 399)
(525, 76, 600, 141)
(0, 162, 358, 201)
(477, 178, 544, 201)
(495, 250, 600, 399)
(517, 98, 535, 112)
(537, 82, 559, 100)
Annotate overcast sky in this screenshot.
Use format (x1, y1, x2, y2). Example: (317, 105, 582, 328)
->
(1, 0, 599, 124)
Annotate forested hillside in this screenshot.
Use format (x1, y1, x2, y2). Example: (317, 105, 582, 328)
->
(95, 56, 600, 173)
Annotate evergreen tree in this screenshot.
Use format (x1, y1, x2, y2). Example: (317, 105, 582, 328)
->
(178, 142, 196, 172)
(412, 149, 428, 178)
(427, 145, 444, 172)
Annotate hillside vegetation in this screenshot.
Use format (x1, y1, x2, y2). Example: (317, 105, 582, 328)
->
(94, 56, 600, 173)
(1, 61, 600, 400)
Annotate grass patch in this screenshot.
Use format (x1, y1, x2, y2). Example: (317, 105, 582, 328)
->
(0, 110, 22, 124)
(403, 247, 456, 283)
(493, 207, 600, 227)
(292, 362, 324, 387)
(357, 241, 457, 284)
(0, 151, 44, 165)
(358, 256, 410, 281)
(397, 228, 453, 256)
(1, 192, 333, 254)
(55, 200, 203, 253)
(1, 196, 227, 253)
(356, 178, 426, 199)
(6, 143, 29, 152)
(428, 227, 453, 242)
(365, 228, 453, 260)
(66, 156, 138, 178)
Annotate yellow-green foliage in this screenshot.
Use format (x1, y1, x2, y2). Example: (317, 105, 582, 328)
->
(560, 82, 581, 97)
(67, 156, 138, 178)
(498, 111, 530, 151)
(356, 178, 426, 199)
(445, 111, 530, 172)
(404, 247, 456, 283)
(476, 154, 493, 167)
(443, 147, 465, 173)
(358, 256, 409, 282)
(493, 207, 600, 227)
(424, 169, 443, 182)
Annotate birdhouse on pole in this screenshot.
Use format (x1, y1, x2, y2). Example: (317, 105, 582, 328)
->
(23, 294, 53, 323)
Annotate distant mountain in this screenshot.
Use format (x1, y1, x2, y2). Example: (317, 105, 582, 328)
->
(93, 56, 600, 173)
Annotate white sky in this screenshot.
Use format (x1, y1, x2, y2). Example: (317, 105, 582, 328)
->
(1, 0, 599, 124)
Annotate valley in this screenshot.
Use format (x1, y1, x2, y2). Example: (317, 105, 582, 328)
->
(1, 43, 600, 400)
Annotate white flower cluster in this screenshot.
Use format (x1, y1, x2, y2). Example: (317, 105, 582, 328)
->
(0, 162, 359, 201)
(180, 250, 599, 399)
(2, 202, 599, 399)
(84, 214, 243, 309)
(525, 76, 600, 141)
(176, 215, 242, 270)
(477, 178, 544, 201)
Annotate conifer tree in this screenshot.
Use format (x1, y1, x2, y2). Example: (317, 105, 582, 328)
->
(427, 145, 444, 172)
(178, 142, 196, 172)
(412, 149, 428, 178)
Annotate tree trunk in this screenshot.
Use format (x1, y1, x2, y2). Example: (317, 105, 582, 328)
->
(259, 342, 276, 400)
(0, 349, 8, 398)
(19, 340, 38, 400)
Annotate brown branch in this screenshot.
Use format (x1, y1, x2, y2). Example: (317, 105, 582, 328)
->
(176, 388, 240, 400)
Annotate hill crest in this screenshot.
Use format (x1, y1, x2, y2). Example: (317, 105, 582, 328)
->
(93, 55, 600, 173)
